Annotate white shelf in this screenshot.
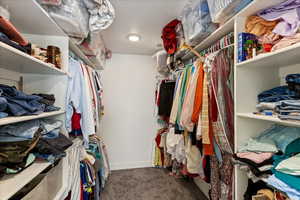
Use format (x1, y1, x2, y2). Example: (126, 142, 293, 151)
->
(1, 0, 103, 70)
(1, 0, 66, 36)
(182, 16, 235, 60)
(237, 113, 300, 127)
(236, 0, 288, 18)
(237, 42, 300, 68)
(69, 40, 103, 70)
(0, 110, 65, 126)
(0, 161, 51, 200)
(0, 42, 66, 75)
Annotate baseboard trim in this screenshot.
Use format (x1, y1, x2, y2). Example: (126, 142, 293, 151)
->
(110, 161, 153, 170)
(193, 177, 210, 199)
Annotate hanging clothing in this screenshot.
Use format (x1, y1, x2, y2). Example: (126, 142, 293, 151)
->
(158, 81, 176, 117)
(191, 63, 205, 123)
(199, 71, 210, 144)
(180, 60, 200, 132)
(66, 58, 96, 146)
(170, 72, 184, 124)
(211, 48, 235, 153)
(176, 65, 193, 126)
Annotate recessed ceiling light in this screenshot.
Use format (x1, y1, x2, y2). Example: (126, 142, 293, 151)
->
(128, 34, 141, 42)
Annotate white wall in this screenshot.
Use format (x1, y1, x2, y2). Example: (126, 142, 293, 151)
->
(101, 53, 157, 170)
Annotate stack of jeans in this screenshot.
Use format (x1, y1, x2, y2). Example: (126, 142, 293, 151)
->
(0, 97, 8, 118)
(276, 100, 300, 121)
(258, 86, 297, 103)
(257, 74, 300, 119)
(0, 84, 60, 118)
(33, 93, 60, 112)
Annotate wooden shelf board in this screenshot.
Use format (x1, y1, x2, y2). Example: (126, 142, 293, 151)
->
(0, 161, 51, 200)
(0, 42, 66, 75)
(237, 113, 300, 127)
(1, 0, 66, 36)
(237, 42, 300, 69)
(0, 111, 65, 126)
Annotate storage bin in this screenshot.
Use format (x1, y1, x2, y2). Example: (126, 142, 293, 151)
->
(207, 0, 252, 24)
(79, 32, 107, 69)
(38, 0, 90, 40)
(181, 0, 217, 46)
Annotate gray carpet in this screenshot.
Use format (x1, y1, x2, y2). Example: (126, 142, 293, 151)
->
(101, 167, 208, 200)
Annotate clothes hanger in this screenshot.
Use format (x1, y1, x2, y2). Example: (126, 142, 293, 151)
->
(181, 43, 203, 59)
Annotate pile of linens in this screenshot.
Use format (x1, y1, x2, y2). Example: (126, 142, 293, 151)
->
(245, 0, 300, 54)
(256, 73, 300, 121)
(0, 119, 72, 178)
(234, 124, 300, 200)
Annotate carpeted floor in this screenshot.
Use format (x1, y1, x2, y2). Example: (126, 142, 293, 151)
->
(101, 167, 208, 200)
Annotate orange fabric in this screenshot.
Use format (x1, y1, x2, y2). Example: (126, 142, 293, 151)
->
(245, 15, 279, 37)
(0, 16, 28, 46)
(191, 63, 204, 123)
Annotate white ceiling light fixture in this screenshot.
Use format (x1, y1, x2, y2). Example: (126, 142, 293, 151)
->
(128, 34, 141, 42)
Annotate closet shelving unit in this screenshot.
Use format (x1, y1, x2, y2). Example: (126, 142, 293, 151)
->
(178, 0, 299, 199)
(234, 0, 300, 199)
(0, 0, 102, 199)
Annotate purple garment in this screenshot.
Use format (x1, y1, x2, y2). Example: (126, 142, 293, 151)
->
(258, 0, 300, 36)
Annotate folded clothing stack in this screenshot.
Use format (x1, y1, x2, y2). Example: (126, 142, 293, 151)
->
(241, 0, 300, 62)
(33, 93, 60, 112)
(234, 124, 300, 199)
(256, 74, 300, 120)
(0, 16, 31, 54)
(0, 119, 72, 178)
(0, 84, 60, 119)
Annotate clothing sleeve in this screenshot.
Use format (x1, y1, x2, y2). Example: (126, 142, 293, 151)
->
(80, 64, 96, 145)
(66, 58, 83, 133)
(66, 59, 95, 146)
(169, 73, 183, 124)
(191, 64, 204, 123)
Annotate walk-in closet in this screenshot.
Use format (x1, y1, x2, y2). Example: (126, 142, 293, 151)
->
(0, 0, 300, 200)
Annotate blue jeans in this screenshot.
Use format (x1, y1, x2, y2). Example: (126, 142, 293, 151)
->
(0, 84, 45, 116)
(0, 84, 41, 101)
(0, 119, 62, 141)
(45, 105, 60, 112)
(0, 120, 40, 139)
(286, 74, 300, 84)
(0, 32, 27, 53)
(258, 86, 296, 102)
(279, 115, 300, 120)
(0, 112, 8, 118)
(277, 100, 300, 108)
(0, 97, 7, 112)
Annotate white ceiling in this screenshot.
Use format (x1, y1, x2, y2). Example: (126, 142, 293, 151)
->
(102, 0, 186, 55)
